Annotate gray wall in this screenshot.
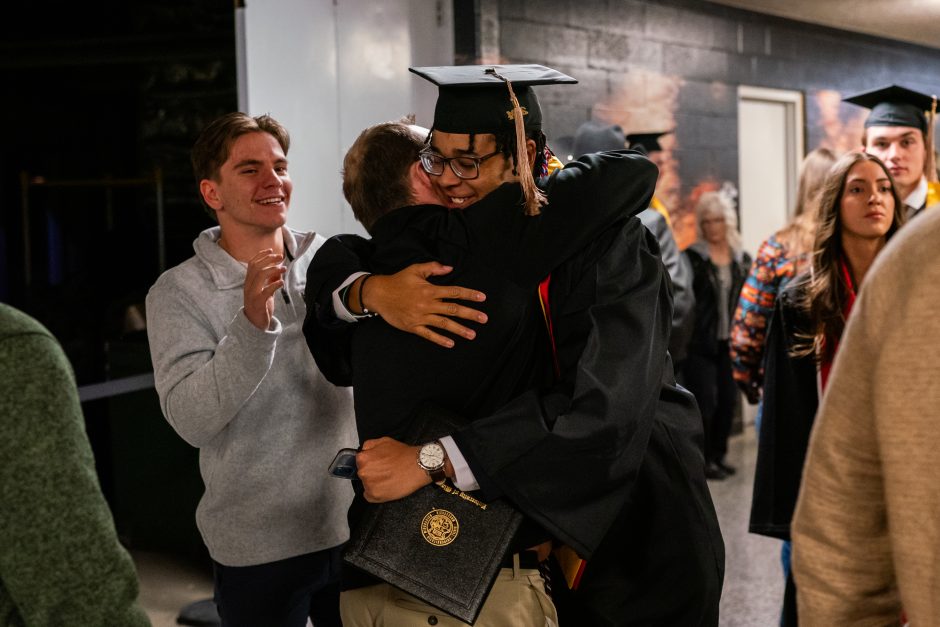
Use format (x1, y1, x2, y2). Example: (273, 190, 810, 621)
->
(469, 0, 940, 239)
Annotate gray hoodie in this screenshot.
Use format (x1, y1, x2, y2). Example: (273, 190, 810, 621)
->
(146, 226, 356, 566)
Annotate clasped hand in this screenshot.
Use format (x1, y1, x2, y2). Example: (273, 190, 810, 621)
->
(243, 249, 286, 330)
(356, 437, 430, 503)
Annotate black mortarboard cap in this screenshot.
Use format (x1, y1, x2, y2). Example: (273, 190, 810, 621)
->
(843, 85, 937, 133)
(626, 131, 672, 155)
(572, 121, 626, 156)
(409, 64, 577, 134)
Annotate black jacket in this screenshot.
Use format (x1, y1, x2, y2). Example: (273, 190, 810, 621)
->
(748, 281, 818, 540)
(684, 242, 750, 358)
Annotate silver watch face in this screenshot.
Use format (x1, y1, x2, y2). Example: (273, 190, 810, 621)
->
(419, 442, 445, 470)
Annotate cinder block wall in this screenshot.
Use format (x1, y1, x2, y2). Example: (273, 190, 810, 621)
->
(468, 0, 940, 227)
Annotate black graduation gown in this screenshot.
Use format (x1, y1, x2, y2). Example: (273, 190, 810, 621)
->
(749, 283, 818, 540)
(453, 218, 725, 626)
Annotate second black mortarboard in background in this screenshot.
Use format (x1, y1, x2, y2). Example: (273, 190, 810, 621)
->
(843, 84, 937, 133)
(626, 131, 672, 155)
(409, 64, 577, 135)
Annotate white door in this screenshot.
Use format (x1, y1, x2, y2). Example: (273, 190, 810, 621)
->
(737, 86, 804, 258)
(736, 86, 803, 429)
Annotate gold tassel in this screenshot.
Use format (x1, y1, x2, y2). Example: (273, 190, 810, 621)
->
(491, 70, 547, 216)
(926, 95, 938, 183)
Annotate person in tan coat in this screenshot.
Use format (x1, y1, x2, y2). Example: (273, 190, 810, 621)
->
(791, 205, 940, 625)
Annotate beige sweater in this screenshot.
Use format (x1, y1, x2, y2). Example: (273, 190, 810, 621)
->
(792, 207, 940, 625)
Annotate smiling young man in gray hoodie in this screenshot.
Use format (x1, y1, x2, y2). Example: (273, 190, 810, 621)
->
(146, 113, 357, 627)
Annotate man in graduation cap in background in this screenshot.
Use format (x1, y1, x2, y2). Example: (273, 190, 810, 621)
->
(571, 121, 695, 363)
(307, 64, 724, 626)
(627, 131, 675, 224)
(845, 84, 940, 218)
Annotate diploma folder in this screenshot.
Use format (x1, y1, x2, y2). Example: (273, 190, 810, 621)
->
(343, 405, 523, 624)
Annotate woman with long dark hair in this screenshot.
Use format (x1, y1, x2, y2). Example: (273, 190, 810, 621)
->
(749, 151, 905, 626)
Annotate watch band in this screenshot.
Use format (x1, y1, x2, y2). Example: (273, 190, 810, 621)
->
(427, 465, 447, 483)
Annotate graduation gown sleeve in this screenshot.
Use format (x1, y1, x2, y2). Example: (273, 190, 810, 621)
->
(302, 233, 374, 386)
(450, 217, 673, 558)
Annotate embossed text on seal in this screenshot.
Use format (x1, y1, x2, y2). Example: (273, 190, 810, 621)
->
(421, 508, 459, 546)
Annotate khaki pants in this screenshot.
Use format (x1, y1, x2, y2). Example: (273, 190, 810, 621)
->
(340, 560, 558, 627)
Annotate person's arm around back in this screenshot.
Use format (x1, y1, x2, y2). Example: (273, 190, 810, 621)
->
(0, 324, 149, 626)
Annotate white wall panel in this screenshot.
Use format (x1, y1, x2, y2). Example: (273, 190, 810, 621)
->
(241, 0, 452, 237)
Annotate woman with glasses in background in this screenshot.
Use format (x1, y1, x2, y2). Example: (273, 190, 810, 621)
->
(680, 191, 751, 480)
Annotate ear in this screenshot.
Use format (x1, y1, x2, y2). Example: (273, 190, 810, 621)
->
(525, 138, 537, 165)
(411, 161, 431, 194)
(411, 161, 439, 204)
(412, 160, 431, 186)
(200, 179, 224, 211)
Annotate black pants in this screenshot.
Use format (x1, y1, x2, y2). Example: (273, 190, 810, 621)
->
(781, 569, 798, 626)
(213, 546, 342, 627)
(681, 341, 736, 463)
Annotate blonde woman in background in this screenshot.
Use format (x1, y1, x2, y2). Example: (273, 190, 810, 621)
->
(680, 191, 751, 480)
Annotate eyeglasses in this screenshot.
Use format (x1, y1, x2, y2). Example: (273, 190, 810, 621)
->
(419, 148, 502, 180)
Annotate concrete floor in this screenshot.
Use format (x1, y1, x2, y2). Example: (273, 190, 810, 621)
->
(133, 426, 784, 626)
(133, 550, 213, 627)
(712, 426, 784, 626)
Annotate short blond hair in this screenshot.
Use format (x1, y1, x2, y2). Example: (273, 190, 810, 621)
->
(694, 191, 742, 251)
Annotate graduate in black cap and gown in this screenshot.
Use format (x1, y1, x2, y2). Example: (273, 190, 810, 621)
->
(306, 64, 724, 627)
(627, 131, 674, 222)
(844, 84, 940, 218)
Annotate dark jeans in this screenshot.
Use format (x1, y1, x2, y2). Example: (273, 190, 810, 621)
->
(781, 568, 798, 626)
(681, 341, 736, 463)
(213, 545, 343, 627)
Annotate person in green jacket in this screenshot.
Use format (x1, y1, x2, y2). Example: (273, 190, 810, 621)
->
(0, 303, 149, 626)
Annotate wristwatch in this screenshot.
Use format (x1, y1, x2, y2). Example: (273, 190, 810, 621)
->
(417, 440, 447, 483)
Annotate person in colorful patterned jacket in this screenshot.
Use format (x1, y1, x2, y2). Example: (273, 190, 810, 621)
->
(729, 148, 836, 406)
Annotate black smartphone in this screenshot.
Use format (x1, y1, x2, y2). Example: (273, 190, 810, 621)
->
(328, 447, 359, 479)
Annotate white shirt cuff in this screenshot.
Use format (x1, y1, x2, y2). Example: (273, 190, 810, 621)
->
(332, 272, 371, 322)
(440, 436, 480, 491)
